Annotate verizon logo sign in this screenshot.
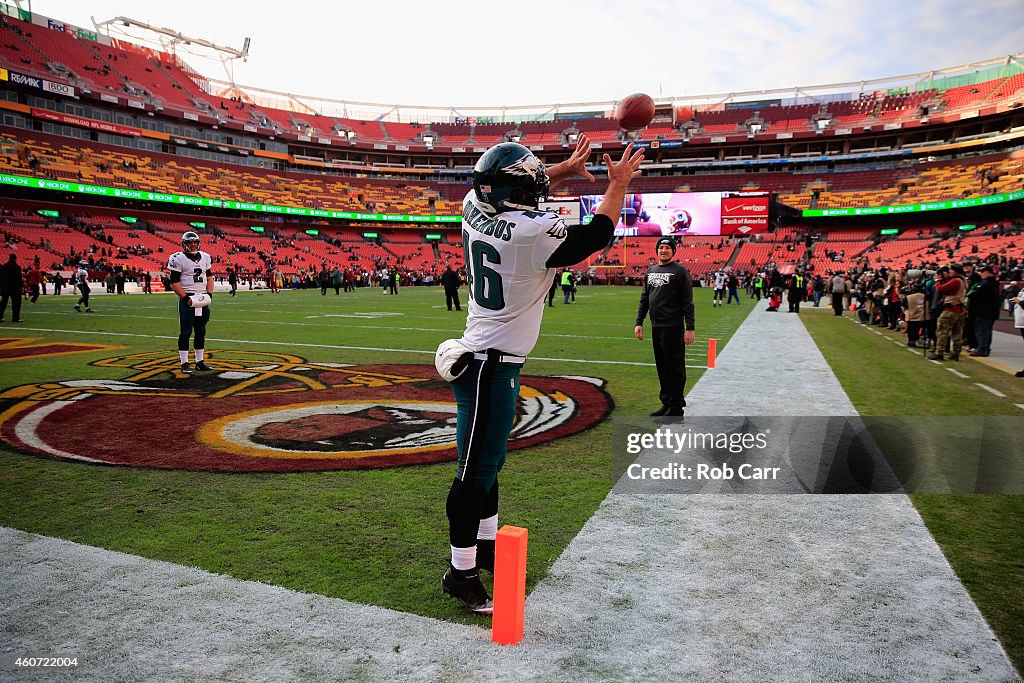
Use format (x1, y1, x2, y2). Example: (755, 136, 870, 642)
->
(720, 196, 770, 235)
(723, 203, 768, 213)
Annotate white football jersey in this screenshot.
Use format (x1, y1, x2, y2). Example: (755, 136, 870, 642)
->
(714, 271, 728, 289)
(167, 251, 213, 295)
(75, 267, 88, 286)
(459, 191, 566, 357)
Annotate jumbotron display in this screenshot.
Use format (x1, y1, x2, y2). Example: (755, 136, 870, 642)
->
(577, 191, 770, 236)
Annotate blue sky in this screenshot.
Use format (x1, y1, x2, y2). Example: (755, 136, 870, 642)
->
(30, 0, 1024, 109)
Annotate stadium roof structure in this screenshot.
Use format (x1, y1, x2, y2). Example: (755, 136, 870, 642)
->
(84, 8, 1023, 125)
(202, 52, 1024, 125)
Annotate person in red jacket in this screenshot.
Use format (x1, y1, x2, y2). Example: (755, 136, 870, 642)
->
(929, 264, 967, 361)
(26, 263, 45, 303)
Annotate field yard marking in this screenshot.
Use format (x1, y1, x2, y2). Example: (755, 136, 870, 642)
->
(24, 311, 645, 342)
(929, 359, 943, 365)
(1016, 403, 1024, 410)
(974, 383, 1007, 397)
(1, 327, 664, 367)
(946, 368, 970, 379)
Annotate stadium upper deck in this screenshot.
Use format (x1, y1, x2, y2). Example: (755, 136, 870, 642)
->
(0, 6, 1022, 157)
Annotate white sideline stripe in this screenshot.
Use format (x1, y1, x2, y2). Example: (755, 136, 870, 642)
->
(946, 368, 969, 379)
(3, 326, 674, 368)
(974, 383, 1007, 397)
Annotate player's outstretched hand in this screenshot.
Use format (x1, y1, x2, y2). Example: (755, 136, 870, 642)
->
(603, 143, 645, 187)
(563, 134, 595, 183)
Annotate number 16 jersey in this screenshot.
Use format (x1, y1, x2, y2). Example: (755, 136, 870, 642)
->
(459, 191, 567, 358)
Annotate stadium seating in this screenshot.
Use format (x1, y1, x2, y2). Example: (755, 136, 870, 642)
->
(2, 11, 1023, 289)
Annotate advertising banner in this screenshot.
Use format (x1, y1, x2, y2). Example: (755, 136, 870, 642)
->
(42, 80, 75, 97)
(802, 190, 1024, 217)
(0, 173, 461, 223)
(31, 108, 140, 137)
(581, 191, 770, 236)
(539, 197, 580, 224)
(720, 192, 770, 235)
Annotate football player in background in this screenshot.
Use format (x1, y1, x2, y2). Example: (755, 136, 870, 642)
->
(73, 260, 93, 313)
(712, 268, 728, 307)
(439, 135, 644, 614)
(168, 231, 215, 375)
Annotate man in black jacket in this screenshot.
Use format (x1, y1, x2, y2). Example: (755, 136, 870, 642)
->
(0, 253, 23, 322)
(635, 236, 696, 417)
(440, 264, 462, 311)
(967, 265, 1000, 357)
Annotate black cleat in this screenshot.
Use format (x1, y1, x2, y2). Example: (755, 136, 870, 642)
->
(442, 565, 493, 615)
(194, 361, 213, 371)
(74, 305, 81, 312)
(181, 362, 193, 375)
(650, 405, 669, 417)
(85, 308, 94, 313)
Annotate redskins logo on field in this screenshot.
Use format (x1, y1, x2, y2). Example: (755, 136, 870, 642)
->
(0, 350, 612, 472)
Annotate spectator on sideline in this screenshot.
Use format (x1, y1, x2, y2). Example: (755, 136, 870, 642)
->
(902, 281, 927, 348)
(26, 262, 44, 303)
(812, 274, 824, 307)
(440, 264, 462, 311)
(561, 269, 574, 304)
(962, 262, 981, 351)
(787, 272, 804, 313)
(437, 137, 643, 615)
(830, 272, 847, 316)
(930, 265, 967, 362)
(727, 271, 740, 304)
(1011, 290, 1024, 377)
(634, 236, 696, 418)
(0, 253, 23, 322)
(967, 265, 1000, 357)
(331, 267, 342, 295)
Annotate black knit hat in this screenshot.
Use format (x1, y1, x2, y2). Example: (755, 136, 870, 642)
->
(655, 236, 677, 253)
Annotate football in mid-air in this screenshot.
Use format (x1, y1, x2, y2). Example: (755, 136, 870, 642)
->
(615, 93, 656, 131)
